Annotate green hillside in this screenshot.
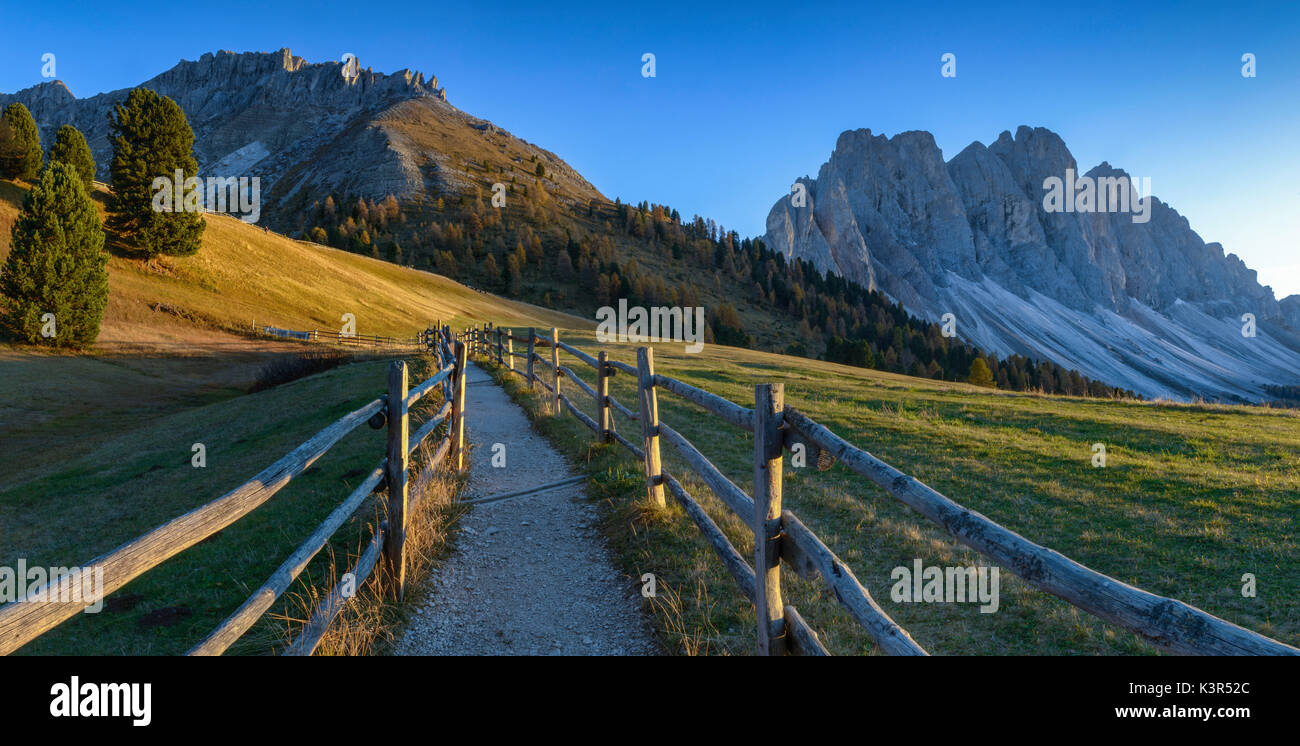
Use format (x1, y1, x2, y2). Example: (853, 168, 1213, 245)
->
(0, 179, 586, 488)
(0, 178, 584, 655)
(491, 330, 1299, 654)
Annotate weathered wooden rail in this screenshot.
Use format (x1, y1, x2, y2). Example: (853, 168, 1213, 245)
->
(465, 323, 1299, 657)
(0, 326, 468, 656)
(257, 323, 429, 350)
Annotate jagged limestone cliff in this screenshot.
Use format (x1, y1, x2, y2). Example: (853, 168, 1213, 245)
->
(765, 126, 1300, 401)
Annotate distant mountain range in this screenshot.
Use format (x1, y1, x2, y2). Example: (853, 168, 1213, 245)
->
(765, 126, 1300, 401)
(0, 48, 602, 219)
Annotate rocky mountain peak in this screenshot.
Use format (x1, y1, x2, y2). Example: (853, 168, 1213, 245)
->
(0, 48, 600, 227)
(764, 125, 1300, 401)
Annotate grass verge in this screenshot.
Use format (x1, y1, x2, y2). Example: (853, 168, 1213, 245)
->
(3, 353, 462, 655)
(480, 330, 1299, 655)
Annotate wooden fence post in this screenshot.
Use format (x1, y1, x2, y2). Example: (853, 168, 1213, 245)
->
(451, 341, 468, 471)
(550, 327, 561, 414)
(597, 350, 611, 443)
(496, 327, 504, 366)
(385, 361, 410, 601)
(754, 382, 786, 655)
(506, 331, 514, 372)
(527, 328, 536, 390)
(636, 347, 667, 508)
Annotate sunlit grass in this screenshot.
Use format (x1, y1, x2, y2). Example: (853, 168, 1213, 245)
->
(491, 330, 1298, 655)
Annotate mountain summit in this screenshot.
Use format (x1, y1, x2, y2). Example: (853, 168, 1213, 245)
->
(765, 126, 1300, 401)
(0, 48, 602, 219)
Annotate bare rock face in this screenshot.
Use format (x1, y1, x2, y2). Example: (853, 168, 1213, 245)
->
(764, 125, 1300, 401)
(0, 49, 601, 222)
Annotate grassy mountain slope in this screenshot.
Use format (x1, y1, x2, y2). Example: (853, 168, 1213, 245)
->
(0, 180, 586, 489)
(292, 171, 1140, 401)
(0, 175, 589, 655)
(493, 331, 1299, 654)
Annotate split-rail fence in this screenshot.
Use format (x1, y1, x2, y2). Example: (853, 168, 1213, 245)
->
(464, 322, 1299, 656)
(0, 325, 466, 656)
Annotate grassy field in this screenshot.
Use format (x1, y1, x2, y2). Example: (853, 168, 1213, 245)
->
(0, 178, 588, 487)
(0, 355, 462, 655)
(0, 178, 583, 654)
(0, 181, 585, 349)
(488, 330, 1299, 655)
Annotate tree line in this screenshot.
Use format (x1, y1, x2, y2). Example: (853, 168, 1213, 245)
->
(294, 185, 1137, 398)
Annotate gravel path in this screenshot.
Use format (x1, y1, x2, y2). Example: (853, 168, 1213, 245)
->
(394, 363, 655, 656)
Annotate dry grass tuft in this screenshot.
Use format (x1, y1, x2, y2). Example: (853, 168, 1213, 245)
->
(275, 453, 465, 656)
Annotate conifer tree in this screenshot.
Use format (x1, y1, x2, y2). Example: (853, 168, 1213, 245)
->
(0, 162, 108, 347)
(966, 357, 996, 388)
(106, 88, 204, 257)
(48, 124, 96, 191)
(0, 103, 43, 179)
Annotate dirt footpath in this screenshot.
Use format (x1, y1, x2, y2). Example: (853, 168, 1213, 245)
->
(394, 363, 655, 655)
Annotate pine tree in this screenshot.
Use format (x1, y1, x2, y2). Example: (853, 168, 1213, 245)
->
(0, 120, 23, 174)
(966, 357, 995, 388)
(106, 88, 205, 257)
(0, 162, 108, 347)
(48, 124, 96, 191)
(1, 103, 43, 180)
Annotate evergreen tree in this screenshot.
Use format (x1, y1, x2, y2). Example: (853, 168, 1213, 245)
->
(0, 162, 108, 347)
(966, 357, 995, 387)
(48, 124, 96, 191)
(1, 103, 43, 179)
(106, 88, 205, 257)
(0, 120, 24, 174)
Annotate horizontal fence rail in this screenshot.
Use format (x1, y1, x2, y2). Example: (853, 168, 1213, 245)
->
(781, 408, 1296, 656)
(463, 323, 1299, 657)
(256, 323, 427, 350)
(1, 323, 468, 656)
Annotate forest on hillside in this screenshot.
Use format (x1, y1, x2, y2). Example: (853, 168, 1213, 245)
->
(284, 186, 1140, 399)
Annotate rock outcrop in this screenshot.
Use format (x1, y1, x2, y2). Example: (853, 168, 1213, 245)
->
(765, 126, 1300, 401)
(0, 49, 601, 221)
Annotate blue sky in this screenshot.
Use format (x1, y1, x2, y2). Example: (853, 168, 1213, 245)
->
(4, 0, 1298, 295)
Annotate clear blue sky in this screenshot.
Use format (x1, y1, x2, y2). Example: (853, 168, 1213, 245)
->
(4, 0, 1298, 295)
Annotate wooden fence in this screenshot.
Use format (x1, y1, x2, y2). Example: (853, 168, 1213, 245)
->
(256, 323, 427, 350)
(465, 323, 1299, 656)
(0, 326, 467, 656)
